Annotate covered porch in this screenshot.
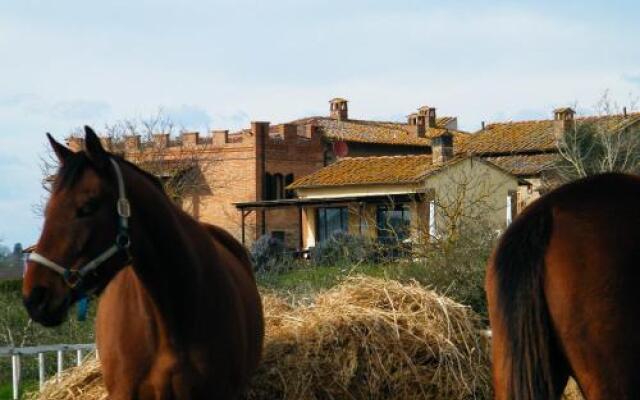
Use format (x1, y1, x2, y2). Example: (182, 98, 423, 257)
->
(234, 192, 434, 253)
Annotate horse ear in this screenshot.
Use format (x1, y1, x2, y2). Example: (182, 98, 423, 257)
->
(47, 133, 72, 164)
(84, 126, 109, 169)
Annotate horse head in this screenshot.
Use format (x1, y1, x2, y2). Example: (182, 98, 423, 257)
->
(23, 127, 131, 326)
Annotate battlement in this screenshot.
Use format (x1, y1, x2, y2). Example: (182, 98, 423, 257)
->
(66, 121, 323, 155)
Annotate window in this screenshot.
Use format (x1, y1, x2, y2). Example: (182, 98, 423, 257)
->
(264, 173, 274, 200)
(376, 204, 411, 243)
(317, 207, 349, 242)
(285, 174, 294, 199)
(265, 172, 292, 200)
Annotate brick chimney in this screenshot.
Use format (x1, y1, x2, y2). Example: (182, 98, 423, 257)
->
(407, 112, 426, 138)
(329, 98, 348, 120)
(553, 107, 576, 138)
(431, 131, 454, 165)
(418, 106, 437, 128)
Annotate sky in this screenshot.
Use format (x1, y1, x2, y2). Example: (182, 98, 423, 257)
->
(1, 0, 639, 247)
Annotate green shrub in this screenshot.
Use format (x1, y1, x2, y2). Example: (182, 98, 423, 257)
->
(250, 234, 293, 274)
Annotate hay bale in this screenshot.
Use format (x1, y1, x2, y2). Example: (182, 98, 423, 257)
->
(29, 359, 105, 400)
(29, 277, 492, 400)
(562, 379, 584, 400)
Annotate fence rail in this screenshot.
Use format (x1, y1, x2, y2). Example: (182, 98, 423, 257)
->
(1, 343, 96, 400)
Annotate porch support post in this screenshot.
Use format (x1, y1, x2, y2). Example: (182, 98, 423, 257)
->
(241, 210, 246, 245)
(241, 210, 252, 246)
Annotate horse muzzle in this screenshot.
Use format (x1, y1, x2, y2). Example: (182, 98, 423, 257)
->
(23, 286, 71, 327)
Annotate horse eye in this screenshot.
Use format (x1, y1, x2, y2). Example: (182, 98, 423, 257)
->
(77, 199, 100, 218)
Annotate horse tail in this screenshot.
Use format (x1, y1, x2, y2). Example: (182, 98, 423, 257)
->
(491, 201, 556, 399)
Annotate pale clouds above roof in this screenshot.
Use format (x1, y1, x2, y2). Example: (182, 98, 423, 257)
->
(1, 0, 640, 245)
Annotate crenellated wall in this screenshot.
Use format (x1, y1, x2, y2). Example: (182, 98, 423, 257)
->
(66, 121, 327, 247)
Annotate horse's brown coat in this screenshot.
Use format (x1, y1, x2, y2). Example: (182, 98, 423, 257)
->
(23, 128, 264, 400)
(487, 173, 640, 399)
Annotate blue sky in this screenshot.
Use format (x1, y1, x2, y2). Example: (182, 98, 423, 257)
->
(1, 0, 639, 246)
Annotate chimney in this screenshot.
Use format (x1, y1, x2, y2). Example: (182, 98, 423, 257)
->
(481, 121, 485, 130)
(152, 134, 169, 149)
(553, 107, 576, 138)
(329, 98, 348, 120)
(431, 131, 454, 165)
(181, 131, 199, 148)
(418, 106, 437, 128)
(407, 112, 426, 137)
(624, 106, 628, 117)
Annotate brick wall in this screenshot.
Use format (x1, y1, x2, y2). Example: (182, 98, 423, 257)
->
(263, 123, 325, 248)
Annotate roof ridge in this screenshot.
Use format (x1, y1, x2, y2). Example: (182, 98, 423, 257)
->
(485, 111, 640, 127)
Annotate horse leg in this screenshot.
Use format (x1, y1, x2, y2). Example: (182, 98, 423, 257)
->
(139, 352, 180, 400)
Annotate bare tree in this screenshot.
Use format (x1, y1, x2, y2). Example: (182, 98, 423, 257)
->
(38, 110, 218, 219)
(551, 92, 640, 184)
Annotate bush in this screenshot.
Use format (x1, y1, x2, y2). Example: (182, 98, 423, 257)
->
(311, 232, 377, 267)
(409, 224, 498, 319)
(250, 234, 292, 274)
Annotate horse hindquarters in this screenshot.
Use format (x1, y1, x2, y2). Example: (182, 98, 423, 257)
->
(542, 204, 640, 400)
(486, 204, 569, 400)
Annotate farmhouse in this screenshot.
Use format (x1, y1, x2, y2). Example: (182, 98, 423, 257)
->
(67, 98, 468, 248)
(64, 98, 640, 252)
(278, 133, 519, 251)
(464, 107, 640, 210)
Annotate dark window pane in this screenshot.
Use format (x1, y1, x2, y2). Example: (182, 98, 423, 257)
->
(376, 205, 411, 242)
(317, 207, 348, 242)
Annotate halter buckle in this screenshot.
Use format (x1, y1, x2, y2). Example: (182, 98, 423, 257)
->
(117, 198, 131, 218)
(63, 269, 83, 289)
(116, 232, 131, 249)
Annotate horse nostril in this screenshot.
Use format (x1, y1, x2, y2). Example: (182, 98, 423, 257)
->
(24, 286, 51, 315)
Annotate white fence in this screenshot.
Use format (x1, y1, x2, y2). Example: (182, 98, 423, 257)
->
(0, 343, 96, 400)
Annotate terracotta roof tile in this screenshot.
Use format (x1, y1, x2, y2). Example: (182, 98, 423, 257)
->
(483, 154, 560, 176)
(288, 154, 465, 189)
(466, 112, 640, 155)
(286, 116, 468, 147)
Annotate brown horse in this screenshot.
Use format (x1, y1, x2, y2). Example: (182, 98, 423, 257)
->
(487, 172, 640, 399)
(23, 127, 264, 399)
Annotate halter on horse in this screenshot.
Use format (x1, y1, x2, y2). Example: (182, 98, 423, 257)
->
(28, 157, 131, 291)
(23, 127, 264, 399)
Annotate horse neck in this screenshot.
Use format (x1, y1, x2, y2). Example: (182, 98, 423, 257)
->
(122, 167, 211, 337)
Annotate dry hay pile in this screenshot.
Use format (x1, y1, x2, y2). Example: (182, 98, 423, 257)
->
(32, 276, 491, 400)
